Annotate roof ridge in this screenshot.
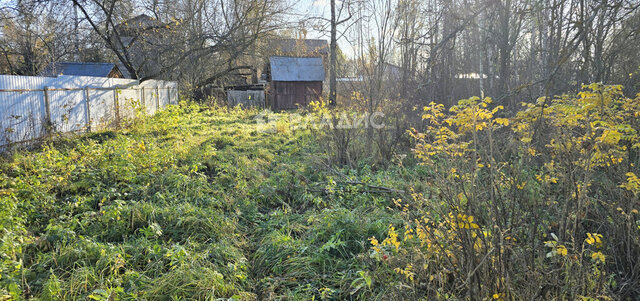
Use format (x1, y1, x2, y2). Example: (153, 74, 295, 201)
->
(55, 62, 115, 65)
(269, 55, 323, 59)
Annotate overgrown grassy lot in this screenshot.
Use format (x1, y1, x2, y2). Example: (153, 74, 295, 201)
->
(0, 104, 408, 300)
(2, 85, 640, 300)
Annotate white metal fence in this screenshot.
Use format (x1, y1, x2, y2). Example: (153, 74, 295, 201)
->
(0, 74, 178, 148)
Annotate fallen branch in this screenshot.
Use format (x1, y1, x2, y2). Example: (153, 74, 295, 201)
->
(340, 180, 405, 194)
(307, 180, 405, 195)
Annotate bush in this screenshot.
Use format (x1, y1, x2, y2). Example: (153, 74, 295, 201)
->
(367, 84, 640, 299)
(3, 88, 638, 300)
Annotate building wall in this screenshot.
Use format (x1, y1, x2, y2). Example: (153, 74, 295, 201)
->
(270, 81, 322, 110)
(108, 68, 125, 78)
(227, 90, 265, 108)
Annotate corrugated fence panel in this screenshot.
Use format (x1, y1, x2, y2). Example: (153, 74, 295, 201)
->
(118, 88, 139, 120)
(159, 87, 169, 108)
(140, 80, 178, 109)
(141, 87, 156, 116)
(48, 89, 88, 133)
(88, 89, 117, 131)
(53, 75, 138, 89)
(0, 76, 48, 145)
(0, 91, 46, 145)
(0, 75, 178, 148)
(0, 75, 49, 89)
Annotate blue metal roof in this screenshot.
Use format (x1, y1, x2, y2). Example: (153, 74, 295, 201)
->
(270, 56, 325, 82)
(40, 62, 120, 78)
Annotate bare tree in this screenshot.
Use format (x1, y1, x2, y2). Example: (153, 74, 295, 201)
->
(307, 0, 358, 106)
(0, 1, 82, 75)
(70, 0, 287, 84)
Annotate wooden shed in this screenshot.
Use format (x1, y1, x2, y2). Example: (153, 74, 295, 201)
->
(268, 56, 325, 110)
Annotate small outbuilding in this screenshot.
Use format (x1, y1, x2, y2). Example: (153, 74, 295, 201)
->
(226, 83, 267, 108)
(40, 62, 124, 78)
(268, 56, 324, 110)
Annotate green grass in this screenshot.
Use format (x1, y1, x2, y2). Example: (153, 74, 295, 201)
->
(4, 98, 638, 300)
(0, 103, 405, 300)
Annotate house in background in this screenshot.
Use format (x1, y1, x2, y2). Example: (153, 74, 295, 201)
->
(269, 39, 329, 59)
(39, 62, 124, 78)
(268, 56, 325, 110)
(113, 14, 175, 79)
(39, 15, 168, 80)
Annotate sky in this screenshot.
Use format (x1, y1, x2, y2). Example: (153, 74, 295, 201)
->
(290, 0, 356, 58)
(292, 0, 330, 37)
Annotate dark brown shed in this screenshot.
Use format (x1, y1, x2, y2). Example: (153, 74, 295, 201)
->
(269, 56, 325, 110)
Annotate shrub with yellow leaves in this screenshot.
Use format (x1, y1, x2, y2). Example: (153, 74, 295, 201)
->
(368, 84, 640, 299)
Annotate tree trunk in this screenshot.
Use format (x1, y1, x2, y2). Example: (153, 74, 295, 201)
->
(329, 0, 337, 107)
(498, 0, 512, 107)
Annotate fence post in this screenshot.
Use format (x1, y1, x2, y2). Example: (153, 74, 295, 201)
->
(155, 86, 160, 110)
(114, 87, 121, 129)
(141, 87, 146, 114)
(84, 87, 91, 132)
(42, 86, 52, 135)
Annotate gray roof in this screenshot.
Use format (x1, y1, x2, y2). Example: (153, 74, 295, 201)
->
(270, 56, 325, 82)
(40, 62, 121, 78)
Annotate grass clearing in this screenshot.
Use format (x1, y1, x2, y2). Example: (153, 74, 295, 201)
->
(1, 103, 403, 300)
(3, 88, 640, 299)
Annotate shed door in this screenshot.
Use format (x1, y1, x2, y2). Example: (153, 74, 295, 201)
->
(276, 82, 296, 110)
(274, 82, 322, 110)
